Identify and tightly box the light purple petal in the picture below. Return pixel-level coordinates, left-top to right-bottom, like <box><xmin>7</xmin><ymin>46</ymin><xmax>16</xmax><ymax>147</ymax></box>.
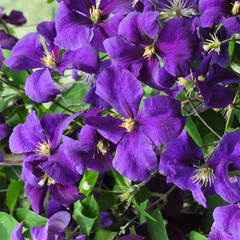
<box><xmin>113</xmin><ymin>129</ymin><xmax>158</xmax><ymax>181</ymax></box>
<box><xmin>96</xmin><ymin>65</ymin><xmax>144</xmax><ymax>119</ymax></box>
<box><xmin>25</xmin><ymin>69</ymin><xmax>60</xmax><ymax>103</ymax></box>
<box><xmin>11</xmin><ymin>221</ymin><xmax>25</xmax><ymax>240</ymax></box>
<box><xmin>9</xmin><ymin>111</ymin><xmax>45</xmax><ymax>154</ymax></box>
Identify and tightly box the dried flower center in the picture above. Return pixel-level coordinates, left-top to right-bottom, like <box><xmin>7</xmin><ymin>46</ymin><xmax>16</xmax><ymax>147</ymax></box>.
<box><xmin>38</xmin><ymin>173</ymin><xmax>57</xmax><ymax>186</ymax></box>
<box><xmin>143</xmin><ymin>45</ymin><xmax>155</xmax><ymax>60</ymax></box>
<box><xmin>35</xmin><ymin>140</ymin><xmax>51</xmax><ymax>156</ymax></box>
<box><xmin>90</xmin><ymin>6</ymin><xmax>102</xmax><ymax>23</ymax></box>
<box><xmin>190</xmin><ymin>164</ymin><xmax>215</xmax><ymax>187</ymax></box>
<box><xmin>97</xmin><ymin>139</ymin><xmax>109</xmax><ymax>156</ymax></box>
<box><xmin>40</xmin><ymin>51</ymin><xmax>57</xmax><ymax>68</ymax></box>
<box><xmin>160</xmin><ymin>0</ymin><xmax>194</xmax><ymax>22</ymax></box>
<box><xmin>120</xmin><ymin>118</ymin><xmax>135</xmax><ymax>132</ymax></box>
<box><xmin>203</xmin><ymin>33</ymin><xmax>221</xmax><ymax>55</ymax></box>
<box><xmin>232</xmin><ymin>1</ymin><xmax>240</xmax><ymax>15</ymax></box>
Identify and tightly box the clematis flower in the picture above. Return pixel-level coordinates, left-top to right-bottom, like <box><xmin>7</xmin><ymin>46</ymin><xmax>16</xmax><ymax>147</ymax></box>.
<box><xmin>9</xmin><ymin>111</ymin><xmax>85</xmax><ymax>213</ymax></box>
<box><xmin>85</xmin><ymin>65</ymin><xmax>186</xmax><ymax>181</ymax></box>
<box><xmin>5</xmin><ymin>21</ymin><xmax>99</xmax><ymax>103</ymax></box>
<box><xmin>11</xmin><ymin>211</ymin><xmax>71</xmax><ymax>240</ymax></box>
<box><xmin>54</xmin><ymin>0</ymin><xmax>134</xmax><ymax>52</ymax></box>
<box><xmin>104</xmin><ymin>12</ymin><xmax>200</xmax><ymax>92</ymax></box>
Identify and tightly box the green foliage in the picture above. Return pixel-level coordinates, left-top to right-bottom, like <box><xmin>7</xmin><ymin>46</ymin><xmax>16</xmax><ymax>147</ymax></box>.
<box><xmin>6</xmin><ymin>180</ymin><xmax>24</xmax><ymax>213</ymax></box>
<box><xmin>189</xmin><ymin>231</ymin><xmax>207</xmax><ymax>240</ymax></box>
<box><xmin>0</xmin><ymin>212</ymin><xmax>19</xmax><ymax>240</ymax></box>
<box><xmin>147</xmin><ymin>208</ymin><xmax>169</xmax><ymax>240</ymax></box>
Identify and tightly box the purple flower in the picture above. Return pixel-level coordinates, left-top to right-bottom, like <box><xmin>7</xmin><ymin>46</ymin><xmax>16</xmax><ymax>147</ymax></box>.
<box><xmin>85</xmin><ymin>65</ymin><xmax>186</xmax><ymax>181</ymax></box>
<box><xmin>9</xmin><ymin>111</ymin><xmax>85</xmax><ymax>213</ymax></box>
<box><xmin>54</xmin><ymin>0</ymin><xmax>134</xmax><ymax>52</ymax></box>
<box><xmin>11</xmin><ymin>211</ymin><xmax>71</xmax><ymax>240</ymax></box>
<box><xmin>5</xmin><ymin>21</ymin><xmax>100</xmax><ymax>103</ymax></box>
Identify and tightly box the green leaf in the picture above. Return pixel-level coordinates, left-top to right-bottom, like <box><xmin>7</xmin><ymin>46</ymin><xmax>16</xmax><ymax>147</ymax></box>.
<box><xmin>112</xmin><ymin>170</ymin><xmax>131</xmax><ymax>189</ymax></box>
<box><xmin>0</xmin><ymin>95</ymin><xmax>16</xmax><ymax>112</ymax></box>
<box><xmin>201</xmin><ymin>194</ymin><xmax>229</xmax><ymax>232</ymax></box>
<box><xmin>16</xmin><ymin>208</ymin><xmax>48</xmax><ymax>228</ymax></box>
<box><xmin>130</xmin><ymin>225</ymin><xmax>136</xmax><ymax>234</ymax></box>
<box><xmin>132</xmin><ymin>197</ymin><xmax>156</xmax><ymax>222</ymax></box>
<box><xmin>148</xmin><ymin>208</ymin><xmax>169</xmax><ymax>240</ymax></box>
<box><xmin>93</xmin><ymin>229</ymin><xmax>117</xmax><ymax>240</ymax></box>
<box><xmin>185</xmin><ymin>116</ymin><xmax>203</xmax><ymax>147</ymax></box>
<box><xmin>134</xmin><ymin>186</ymin><xmax>152</xmax><ymax>204</ymax></box>
<box><xmin>2</xmin><ymin>49</ymin><xmax>11</xmax><ymax>58</ymax></box>
<box><xmin>98</xmin><ymin>192</ymin><xmax>116</xmax><ymax>211</ymax></box>
<box><xmin>0</xmin><ymin>212</ymin><xmax>19</xmax><ymax>240</ymax></box>
<box><xmin>6</xmin><ymin>181</ymin><xmax>24</xmax><ymax>213</ymax></box>
<box><xmin>189</xmin><ymin>231</ymin><xmax>207</xmax><ymax>240</ymax></box>
<box><xmin>74</xmin><ymin>195</ymin><xmax>100</xmax><ymax>236</ymax></box>
<box><xmin>79</xmin><ymin>170</ymin><xmax>99</xmax><ymax>197</ymax></box>
<box><xmin>47</xmin><ymin>0</ymin><xmax>54</xmax><ymax>3</ymax></box>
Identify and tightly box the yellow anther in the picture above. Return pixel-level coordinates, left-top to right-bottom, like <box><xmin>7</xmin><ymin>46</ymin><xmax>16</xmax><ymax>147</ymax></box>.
<box><xmin>40</xmin><ymin>51</ymin><xmax>57</xmax><ymax>68</ymax></box>
<box><xmin>232</xmin><ymin>1</ymin><xmax>240</xmax><ymax>15</ymax></box>
<box><xmin>143</xmin><ymin>45</ymin><xmax>155</xmax><ymax>60</ymax></box>
<box><xmin>35</xmin><ymin>139</ymin><xmax>51</xmax><ymax>156</ymax></box>
<box><xmin>120</xmin><ymin>118</ymin><xmax>135</xmax><ymax>132</ymax></box>
<box><xmin>90</xmin><ymin>6</ymin><xmax>102</xmax><ymax>23</ymax></box>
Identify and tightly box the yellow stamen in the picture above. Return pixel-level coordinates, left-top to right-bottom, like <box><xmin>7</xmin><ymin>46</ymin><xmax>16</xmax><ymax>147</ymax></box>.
<box><xmin>35</xmin><ymin>139</ymin><xmax>51</xmax><ymax>156</ymax></box>
<box><xmin>38</xmin><ymin>173</ymin><xmax>57</xmax><ymax>186</ymax></box>
<box><xmin>40</xmin><ymin>51</ymin><xmax>57</xmax><ymax>68</ymax></box>
<box><xmin>120</xmin><ymin>118</ymin><xmax>135</xmax><ymax>132</ymax></box>
<box><xmin>232</xmin><ymin>1</ymin><xmax>240</xmax><ymax>15</ymax></box>
<box><xmin>143</xmin><ymin>45</ymin><xmax>155</xmax><ymax>60</ymax></box>
<box><xmin>97</xmin><ymin>139</ymin><xmax>109</xmax><ymax>156</ymax></box>
<box><xmin>203</xmin><ymin>33</ymin><xmax>221</xmax><ymax>55</ymax></box>
<box><xmin>90</xmin><ymin>6</ymin><xmax>102</xmax><ymax>23</ymax></box>
<box><xmin>190</xmin><ymin>164</ymin><xmax>215</xmax><ymax>187</ymax></box>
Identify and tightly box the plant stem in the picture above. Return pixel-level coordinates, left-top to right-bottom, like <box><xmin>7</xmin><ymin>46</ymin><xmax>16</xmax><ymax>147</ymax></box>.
<box><xmin>184</xmin><ymin>89</ymin><xmax>222</xmax><ymax>139</ymax></box>
<box><xmin>53</xmin><ymin>99</ymin><xmax>75</xmax><ymax>114</ymax></box>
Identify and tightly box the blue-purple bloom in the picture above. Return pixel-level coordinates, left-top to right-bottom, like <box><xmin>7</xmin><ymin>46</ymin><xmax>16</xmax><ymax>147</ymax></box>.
<box><xmin>85</xmin><ymin>65</ymin><xmax>186</xmax><ymax>181</ymax></box>
<box><xmin>0</xmin><ymin>6</ymin><xmax>26</xmax><ymax>26</ymax></box>
<box><xmin>5</xmin><ymin>21</ymin><xmax>100</xmax><ymax>103</ymax></box>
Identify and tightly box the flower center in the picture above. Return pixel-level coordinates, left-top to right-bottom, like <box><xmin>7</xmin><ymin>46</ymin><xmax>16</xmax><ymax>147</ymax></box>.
<box><xmin>40</xmin><ymin>51</ymin><xmax>57</xmax><ymax>68</ymax></box>
<box><xmin>160</xmin><ymin>0</ymin><xmax>194</xmax><ymax>22</ymax></box>
<box><xmin>38</xmin><ymin>173</ymin><xmax>57</xmax><ymax>186</ymax></box>
<box><xmin>90</xmin><ymin>6</ymin><xmax>102</xmax><ymax>23</ymax></box>
<box><xmin>35</xmin><ymin>140</ymin><xmax>51</xmax><ymax>156</ymax></box>
<box><xmin>143</xmin><ymin>45</ymin><xmax>155</xmax><ymax>60</ymax></box>
<box><xmin>120</xmin><ymin>118</ymin><xmax>135</xmax><ymax>132</ymax></box>
<box><xmin>203</xmin><ymin>33</ymin><xmax>221</xmax><ymax>55</ymax></box>
<box><xmin>97</xmin><ymin>139</ymin><xmax>109</xmax><ymax>156</ymax></box>
<box><xmin>190</xmin><ymin>164</ymin><xmax>215</xmax><ymax>187</ymax></box>
<box><xmin>232</xmin><ymin>1</ymin><xmax>240</xmax><ymax>15</ymax></box>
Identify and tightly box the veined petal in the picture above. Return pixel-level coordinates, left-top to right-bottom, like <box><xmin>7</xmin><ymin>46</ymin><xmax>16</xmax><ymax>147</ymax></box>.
<box><xmin>25</xmin><ymin>69</ymin><xmax>60</xmax><ymax>103</ymax></box>
<box><xmin>113</xmin><ymin>129</ymin><xmax>157</xmax><ymax>181</ymax></box>
<box><xmin>96</xmin><ymin>65</ymin><xmax>144</xmax><ymax>119</ymax></box>
<box><xmin>9</xmin><ymin>111</ymin><xmax>45</xmax><ymax>154</ymax></box>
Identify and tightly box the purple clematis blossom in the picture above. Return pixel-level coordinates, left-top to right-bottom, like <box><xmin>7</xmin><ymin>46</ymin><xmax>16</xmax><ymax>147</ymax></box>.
<box><xmin>104</xmin><ymin>12</ymin><xmax>200</xmax><ymax>92</ymax></box>
<box><xmin>54</xmin><ymin>0</ymin><xmax>134</xmax><ymax>52</ymax></box>
<box><xmin>5</xmin><ymin>21</ymin><xmax>100</xmax><ymax>103</ymax></box>
<box><xmin>84</xmin><ymin>65</ymin><xmax>186</xmax><ymax>181</ymax></box>
<box><xmin>11</xmin><ymin>211</ymin><xmax>71</xmax><ymax>240</ymax></box>
<box><xmin>9</xmin><ymin>111</ymin><xmax>85</xmax><ymax>213</ymax></box>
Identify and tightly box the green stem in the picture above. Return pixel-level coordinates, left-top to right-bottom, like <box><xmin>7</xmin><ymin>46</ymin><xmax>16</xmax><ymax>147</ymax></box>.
<box><xmin>184</xmin><ymin>89</ymin><xmax>222</xmax><ymax>139</ymax></box>
<box><xmin>220</xmin><ymin>38</ymin><xmax>240</xmax><ymax>46</ymax></box>
<box><xmin>0</xmin><ymin>19</ymin><xmax>9</xmax><ymax>34</ymax></box>
<box><xmin>53</xmin><ymin>99</ymin><xmax>75</xmax><ymax>114</ymax></box>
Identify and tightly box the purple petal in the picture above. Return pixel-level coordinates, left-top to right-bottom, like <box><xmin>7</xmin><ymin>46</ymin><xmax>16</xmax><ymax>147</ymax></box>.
<box><xmin>138</xmin><ymin>96</ymin><xmax>186</xmax><ymax>145</ymax></box>
<box><xmin>2</xmin><ymin>10</ymin><xmax>26</xmax><ymax>26</ymax></box>
<box><xmin>100</xmin><ymin>211</ymin><xmax>115</xmax><ymax>227</ymax></box>
<box><xmin>25</xmin><ymin>69</ymin><xmax>60</xmax><ymax>103</ymax></box>
<box><xmin>0</xmin><ymin>30</ymin><xmax>17</xmax><ymax>50</ymax></box>
<box><xmin>0</xmin><ymin>113</ymin><xmax>11</xmax><ymax>140</ymax></box>
<box><xmin>113</xmin><ymin>129</ymin><xmax>158</xmax><ymax>181</ymax></box>
<box><xmin>222</xmin><ymin>16</ymin><xmax>240</xmax><ymax>34</ymax></box>
<box><xmin>41</xmin><ymin>111</ymin><xmax>84</xmax><ymax>148</ymax></box>
<box><xmin>4</xmin><ymin>33</ymin><xmax>44</xmax><ymax>70</ymax></box>
<box><xmin>9</xmin><ymin>111</ymin><xmax>45</xmax><ymax>154</ymax></box>
<box><xmin>96</xmin><ymin>65</ymin><xmax>144</xmax><ymax>119</ymax></box>
<box><xmin>54</xmin><ymin>1</ymin><xmax>93</xmax><ymax>50</ymax></box>
<box><xmin>208</xmin><ymin>222</ymin><xmax>232</xmax><ymax>240</ymax></box>
<box><xmin>50</xmin><ymin>184</ymin><xmax>85</xmax><ymax>205</ymax></box>
<box><xmin>25</xmin><ymin>181</ymin><xmax>48</xmax><ymax>215</ymax></box>
<box><xmin>11</xmin><ymin>221</ymin><xmax>25</xmax><ymax>240</ymax></box>
<box><xmin>57</xmin><ymin>44</ymin><xmax>100</xmax><ymax>75</ymax></box>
